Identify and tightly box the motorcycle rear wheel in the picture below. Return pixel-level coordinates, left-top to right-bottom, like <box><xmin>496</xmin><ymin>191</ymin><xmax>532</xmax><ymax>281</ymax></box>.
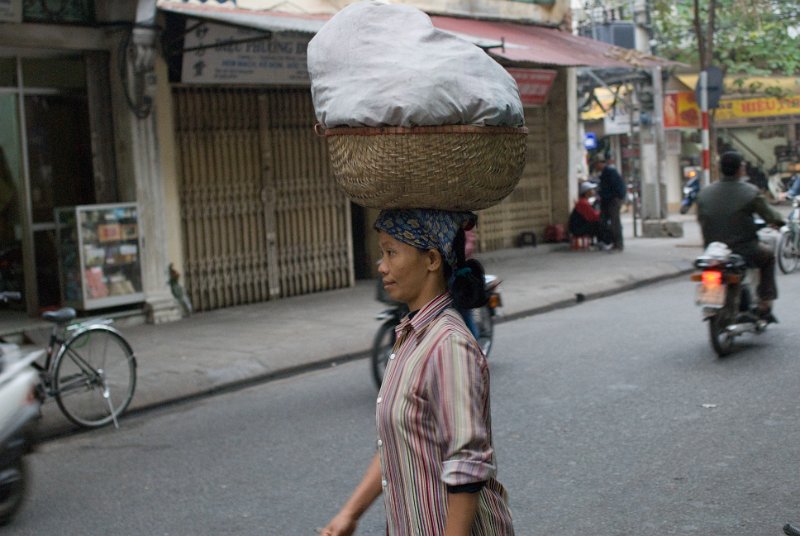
<box><xmin>709</xmin><ymin>311</ymin><xmax>734</xmax><ymax>357</ymax></box>
<box><xmin>371</xmin><ymin>320</ymin><xmax>396</xmax><ymax>389</ymax></box>
<box><xmin>0</xmin><ymin>459</ymin><xmax>27</xmax><ymax>526</ymax></box>
<box><xmin>777</xmin><ymin>231</ymin><xmax>800</xmax><ymax>274</ymax></box>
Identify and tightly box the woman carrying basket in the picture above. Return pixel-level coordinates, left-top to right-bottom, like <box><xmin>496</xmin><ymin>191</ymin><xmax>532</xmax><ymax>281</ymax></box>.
<box><xmin>321</xmin><ymin>209</ymin><xmax>514</xmax><ymax>536</ymax></box>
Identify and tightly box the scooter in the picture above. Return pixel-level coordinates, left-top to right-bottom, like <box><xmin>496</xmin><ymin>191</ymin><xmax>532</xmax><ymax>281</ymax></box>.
<box><xmin>691</xmin><ymin>241</ymin><xmax>770</xmax><ymax>357</ymax></box>
<box><xmin>680</xmin><ymin>176</ymin><xmax>701</xmax><ymax>214</ymax></box>
<box><xmin>370</xmin><ymin>276</ymin><xmax>502</xmax><ymax>388</ymax></box>
<box><xmin>0</xmin><ymin>345</ymin><xmax>42</xmax><ymax>525</ymax></box>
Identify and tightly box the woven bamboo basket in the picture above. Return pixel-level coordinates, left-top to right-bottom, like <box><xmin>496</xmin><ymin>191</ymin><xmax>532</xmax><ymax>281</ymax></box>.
<box><xmin>319</xmin><ymin>125</ymin><xmax>528</xmax><ymax>211</ymax></box>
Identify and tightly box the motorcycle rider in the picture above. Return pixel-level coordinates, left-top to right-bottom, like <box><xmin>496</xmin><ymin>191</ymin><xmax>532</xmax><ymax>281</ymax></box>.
<box><xmin>696</xmin><ymin>151</ymin><xmax>785</xmax><ymax>321</ymax></box>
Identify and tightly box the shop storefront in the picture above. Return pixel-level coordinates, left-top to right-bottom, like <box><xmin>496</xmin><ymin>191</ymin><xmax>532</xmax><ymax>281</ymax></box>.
<box><xmin>0</xmin><ymin>36</ymin><xmax>122</xmax><ymax>317</ymax></box>
<box><xmin>665</xmin><ymin>75</ymin><xmax>800</xmax><ymax>199</ymax></box>
<box><xmin>1</xmin><ymin>1</ymin><xmax>180</xmax><ymax>325</ymax></box>
<box><xmin>1</xmin><ymin>0</ymin><xmax>672</xmax><ymax>321</ymax></box>
<box><xmin>159</xmin><ymin>2</ymin><xmax>651</xmax><ymax>314</ymax></box>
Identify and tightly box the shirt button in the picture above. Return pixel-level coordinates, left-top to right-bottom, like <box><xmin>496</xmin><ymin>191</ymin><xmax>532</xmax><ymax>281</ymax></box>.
<box><xmin>381</xmin><ymin>479</ymin><xmax>388</xmax><ymax>488</ymax></box>
<box><xmin>389</xmin><ymin>353</ymin><xmax>396</xmax><ymax>360</ymax></box>
<box><xmin>377</xmin><ymin>439</ymin><xmax>383</xmax><ymax>447</ymax></box>
<box><xmin>377</xmin><ymin>397</ymin><xmax>382</xmax><ymax>404</ymax></box>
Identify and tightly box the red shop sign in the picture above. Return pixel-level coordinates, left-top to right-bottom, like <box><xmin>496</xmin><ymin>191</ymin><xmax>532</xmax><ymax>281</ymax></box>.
<box><xmin>506</xmin><ymin>68</ymin><xmax>558</xmax><ymax>106</ymax></box>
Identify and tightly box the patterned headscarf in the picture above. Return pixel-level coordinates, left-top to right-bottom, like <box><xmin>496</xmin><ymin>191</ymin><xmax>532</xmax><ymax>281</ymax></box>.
<box><xmin>374</xmin><ymin>209</ymin><xmax>477</xmax><ymax>270</ymax></box>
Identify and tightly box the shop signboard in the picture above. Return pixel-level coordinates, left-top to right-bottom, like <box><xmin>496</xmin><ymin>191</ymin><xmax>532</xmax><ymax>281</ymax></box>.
<box><xmin>0</xmin><ymin>0</ymin><xmax>21</xmax><ymax>22</ymax></box>
<box><xmin>181</xmin><ymin>18</ymin><xmax>310</xmax><ymax>85</ymax></box>
<box><xmin>506</xmin><ymin>68</ymin><xmax>557</xmax><ymax>106</ymax></box>
<box><xmin>665</xmin><ymin>90</ymin><xmax>800</xmax><ymax>128</ymax></box>
<box><xmin>603</xmin><ymin>105</ymin><xmax>631</xmax><ymax>135</ymax></box>
<box><xmin>715</xmin><ymin>95</ymin><xmax>800</xmax><ymax>122</ymax></box>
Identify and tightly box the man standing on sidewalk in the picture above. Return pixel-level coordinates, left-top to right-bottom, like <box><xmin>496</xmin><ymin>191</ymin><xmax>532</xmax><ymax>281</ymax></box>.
<box><xmin>593</xmin><ymin>154</ymin><xmax>626</xmax><ymax>251</ymax></box>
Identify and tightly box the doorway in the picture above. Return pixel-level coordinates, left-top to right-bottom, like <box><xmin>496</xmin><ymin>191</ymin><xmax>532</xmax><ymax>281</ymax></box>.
<box><xmin>0</xmin><ymin>55</ymin><xmax>95</xmax><ymax>316</ymax></box>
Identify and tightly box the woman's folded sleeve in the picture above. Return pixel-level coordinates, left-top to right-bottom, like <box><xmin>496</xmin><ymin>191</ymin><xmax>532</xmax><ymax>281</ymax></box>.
<box><xmin>428</xmin><ymin>333</ymin><xmax>497</xmax><ymax>487</ymax></box>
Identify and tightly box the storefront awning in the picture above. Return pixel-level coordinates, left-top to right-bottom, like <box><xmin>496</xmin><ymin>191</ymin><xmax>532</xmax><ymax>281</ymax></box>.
<box><xmin>430</xmin><ymin>16</ymin><xmax>676</xmax><ymax>69</ymax></box>
<box><xmin>157</xmin><ymin>1</ymin><xmax>330</xmax><ymax>34</ymax></box>
<box><xmin>157</xmin><ymin>2</ymin><xmax>676</xmax><ymax>70</ymax></box>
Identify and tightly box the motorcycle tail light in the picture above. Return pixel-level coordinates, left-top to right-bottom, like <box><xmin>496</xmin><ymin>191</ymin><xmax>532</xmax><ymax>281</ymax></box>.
<box><xmin>488</xmin><ymin>294</ymin><xmax>502</xmax><ymax>309</ymax></box>
<box><xmin>701</xmin><ymin>270</ymin><xmax>723</xmax><ymax>286</ymax></box>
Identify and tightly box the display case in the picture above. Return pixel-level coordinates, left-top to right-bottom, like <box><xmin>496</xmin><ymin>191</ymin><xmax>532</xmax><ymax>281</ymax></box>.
<box><xmin>55</xmin><ymin>203</ymin><xmax>144</xmax><ymax>310</ymax></box>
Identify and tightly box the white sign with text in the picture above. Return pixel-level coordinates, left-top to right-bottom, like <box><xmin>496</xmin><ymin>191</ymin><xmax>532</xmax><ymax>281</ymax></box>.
<box><xmin>181</xmin><ymin>19</ymin><xmax>310</xmax><ymax>85</ymax></box>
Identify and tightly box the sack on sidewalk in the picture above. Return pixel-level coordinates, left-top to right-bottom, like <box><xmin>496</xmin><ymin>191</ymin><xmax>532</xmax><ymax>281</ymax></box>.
<box><xmin>543</xmin><ymin>224</ymin><xmax>567</xmax><ymax>243</ymax></box>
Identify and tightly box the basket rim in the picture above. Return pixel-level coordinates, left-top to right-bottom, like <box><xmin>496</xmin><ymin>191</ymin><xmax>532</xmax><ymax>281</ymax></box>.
<box><xmin>317</xmin><ymin>124</ymin><xmax>529</xmax><ymax>137</ymax></box>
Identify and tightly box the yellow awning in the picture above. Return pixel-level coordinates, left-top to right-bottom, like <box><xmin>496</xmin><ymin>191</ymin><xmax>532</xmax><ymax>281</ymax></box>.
<box><xmin>676</xmin><ymin>74</ymin><xmax>800</xmax><ymax>97</ymax></box>
<box><xmin>580</xmin><ymin>86</ymin><xmax>630</xmax><ymax>121</ymax></box>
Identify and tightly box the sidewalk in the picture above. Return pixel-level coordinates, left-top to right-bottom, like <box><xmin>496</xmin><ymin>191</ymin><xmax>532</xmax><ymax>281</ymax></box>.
<box><xmin>34</xmin><ymin>213</ymin><xmax>704</xmax><ymax>439</ymax></box>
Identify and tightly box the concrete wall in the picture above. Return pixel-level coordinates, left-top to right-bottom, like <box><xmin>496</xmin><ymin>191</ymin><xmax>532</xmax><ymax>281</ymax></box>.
<box><xmin>719</xmin><ymin>126</ymin><xmax>789</xmax><ymax>171</ymax></box>
<box><xmin>549</xmin><ymin>67</ymin><xmax>573</xmax><ymax>226</ymax></box>
<box><xmin>154</xmin><ymin>56</ymin><xmax>185</xmax><ymax>280</ymax></box>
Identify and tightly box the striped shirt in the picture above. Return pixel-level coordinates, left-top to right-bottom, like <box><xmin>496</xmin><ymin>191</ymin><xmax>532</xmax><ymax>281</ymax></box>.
<box><xmin>376</xmin><ymin>293</ymin><xmax>514</xmax><ymax>535</ymax></box>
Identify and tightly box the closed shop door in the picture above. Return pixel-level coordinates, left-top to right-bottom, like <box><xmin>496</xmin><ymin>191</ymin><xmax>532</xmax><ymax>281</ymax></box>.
<box><xmin>478</xmin><ymin>106</ymin><xmax>551</xmax><ymax>251</ymax></box>
<box><xmin>173</xmin><ymin>87</ymin><xmax>352</xmax><ymax>312</ymax></box>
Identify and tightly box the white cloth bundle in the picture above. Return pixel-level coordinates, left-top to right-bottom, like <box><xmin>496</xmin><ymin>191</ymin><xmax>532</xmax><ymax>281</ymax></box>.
<box><xmin>307</xmin><ymin>1</ymin><xmax>525</xmax><ymax>128</ymax></box>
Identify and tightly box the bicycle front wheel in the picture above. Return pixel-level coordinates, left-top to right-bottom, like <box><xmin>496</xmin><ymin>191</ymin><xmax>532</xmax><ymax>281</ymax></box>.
<box><xmin>777</xmin><ymin>231</ymin><xmax>800</xmax><ymax>274</ymax></box>
<box><xmin>53</xmin><ymin>327</ymin><xmax>137</xmax><ymax>428</ymax></box>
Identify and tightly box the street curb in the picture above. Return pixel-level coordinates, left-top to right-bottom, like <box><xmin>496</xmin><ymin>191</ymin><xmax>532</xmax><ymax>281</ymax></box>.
<box><xmin>36</xmin><ymin>265</ymin><xmax>696</xmax><ymax>442</ymax></box>
<box><xmin>499</xmin><ymin>265</ymin><xmax>696</xmax><ymax>323</ymax></box>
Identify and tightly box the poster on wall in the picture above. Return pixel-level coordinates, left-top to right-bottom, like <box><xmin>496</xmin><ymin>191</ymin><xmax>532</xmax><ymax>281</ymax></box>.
<box><xmin>0</xmin><ymin>0</ymin><xmax>22</xmax><ymax>23</ymax></box>
<box><xmin>181</xmin><ymin>18</ymin><xmax>310</xmax><ymax>85</ymax></box>
<box><xmin>663</xmin><ymin>92</ymin><xmax>701</xmax><ymax>129</ymax></box>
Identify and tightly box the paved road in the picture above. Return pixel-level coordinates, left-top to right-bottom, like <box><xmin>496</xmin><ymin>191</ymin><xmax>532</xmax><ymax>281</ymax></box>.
<box><xmin>11</xmin><ymin>273</ymin><xmax>800</xmax><ymax>535</ymax></box>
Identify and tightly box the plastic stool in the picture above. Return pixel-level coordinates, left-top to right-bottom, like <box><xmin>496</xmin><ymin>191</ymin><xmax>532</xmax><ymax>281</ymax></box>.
<box><xmin>570</xmin><ymin>236</ymin><xmax>592</xmax><ymax>250</ymax></box>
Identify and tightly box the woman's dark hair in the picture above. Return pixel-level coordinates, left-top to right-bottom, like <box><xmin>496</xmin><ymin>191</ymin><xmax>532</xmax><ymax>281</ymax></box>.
<box><xmin>444</xmin><ymin>228</ymin><xmax>488</xmax><ymax>309</ymax></box>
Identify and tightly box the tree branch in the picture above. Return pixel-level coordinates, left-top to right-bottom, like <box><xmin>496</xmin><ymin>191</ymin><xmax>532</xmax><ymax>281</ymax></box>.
<box><xmin>693</xmin><ymin>0</ymin><xmax>706</xmax><ymax>69</ymax></box>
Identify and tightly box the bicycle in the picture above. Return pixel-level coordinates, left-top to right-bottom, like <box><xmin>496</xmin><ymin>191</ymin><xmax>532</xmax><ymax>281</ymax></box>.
<box><xmin>1</xmin><ymin>292</ymin><xmax>137</xmax><ymax>429</ymax></box>
<box><xmin>777</xmin><ymin>195</ymin><xmax>800</xmax><ymax>274</ymax></box>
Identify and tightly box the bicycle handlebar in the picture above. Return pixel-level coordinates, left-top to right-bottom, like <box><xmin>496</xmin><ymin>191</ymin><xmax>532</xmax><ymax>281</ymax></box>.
<box><xmin>0</xmin><ymin>291</ymin><xmax>22</xmax><ymax>303</ymax></box>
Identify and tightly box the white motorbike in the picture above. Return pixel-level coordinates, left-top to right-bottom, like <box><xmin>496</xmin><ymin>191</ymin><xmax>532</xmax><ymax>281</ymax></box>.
<box><xmin>0</xmin><ymin>340</ymin><xmax>42</xmax><ymax>525</ymax></box>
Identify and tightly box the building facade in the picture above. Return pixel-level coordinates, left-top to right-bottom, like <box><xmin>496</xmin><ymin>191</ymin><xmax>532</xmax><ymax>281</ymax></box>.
<box><xmin>1</xmin><ymin>0</ymin><xmax>647</xmax><ymax>320</ymax></box>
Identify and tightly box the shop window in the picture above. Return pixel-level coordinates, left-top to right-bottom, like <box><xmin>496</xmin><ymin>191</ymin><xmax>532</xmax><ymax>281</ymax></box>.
<box><xmin>22</xmin><ymin>57</ymin><xmax>85</xmax><ymax>89</ymax></box>
<box><xmin>0</xmin><ymin>58</ymin><xmax>16</xmax><ymax>87</ymax></box>
<box><xmin>23</xmin><ymin>0</ymin><xmax>94</xmax><ymax>24</ymax></box>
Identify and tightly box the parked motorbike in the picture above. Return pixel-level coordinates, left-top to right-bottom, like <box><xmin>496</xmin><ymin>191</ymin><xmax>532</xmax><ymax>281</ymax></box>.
<box><xmin>691</xmin><ymin>241</ymin><xmax>770</xmax><ymax>357</ymax></box>
<box><xmin>680</xmin><ymin>176</ymin><xmax>701</xmax><ymax>214</ymax></box>
<box><xmin>370</xmin><ymin>276</ymin><xmax>502</xmax><ymax>388</ymax></box>
<box><xmin>0</xmin><ymin>344</ymin><xmax>42</xmax><ymax>525</ymax></box>
<box><xmin>777</xmin><ymin>195</ymin><xmax>800</xmax><ymax>274</ymax></box>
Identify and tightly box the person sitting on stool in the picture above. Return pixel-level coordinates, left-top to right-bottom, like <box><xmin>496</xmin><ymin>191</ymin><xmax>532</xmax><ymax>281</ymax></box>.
<box><xmin>569</xmin><ymin>181</ymin><xmax>612</xmax><ymax>249</ymax></box>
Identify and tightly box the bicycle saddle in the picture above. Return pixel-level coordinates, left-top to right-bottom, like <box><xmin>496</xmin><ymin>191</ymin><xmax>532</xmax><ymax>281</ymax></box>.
<box><xmin>42</xmin><ymin>307</ymin><xmax>77</xmax><ymax>324</ymax></box>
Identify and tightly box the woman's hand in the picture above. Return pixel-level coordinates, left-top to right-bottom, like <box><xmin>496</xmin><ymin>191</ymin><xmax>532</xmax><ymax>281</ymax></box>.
<box><xmin>319</xmin><ymin>511</ymin><xmax>358</xmax><ymax>536</ymax></box>
<box><xmin>319</xmin><ymin>454</ymin><xmax>383</xmax><ymax>536</ymax></box>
